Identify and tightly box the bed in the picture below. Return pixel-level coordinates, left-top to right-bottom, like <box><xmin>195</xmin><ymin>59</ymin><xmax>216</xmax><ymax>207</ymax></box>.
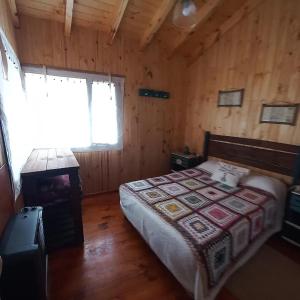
<box><xmin>119</xmin><ymin>132</ymin><xmax>300</xmax><ymax>300</ymax></box>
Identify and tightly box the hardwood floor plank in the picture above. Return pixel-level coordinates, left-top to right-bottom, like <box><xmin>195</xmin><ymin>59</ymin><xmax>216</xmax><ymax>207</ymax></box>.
<box><xmin>48</xmin><ymin>192</ymin><xmax>238</xmax><ymax>300</ymax></box>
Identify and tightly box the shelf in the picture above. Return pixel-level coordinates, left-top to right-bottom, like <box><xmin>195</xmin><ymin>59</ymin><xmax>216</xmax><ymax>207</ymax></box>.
<box><xmin>281</xmin><ymin>236</ymin><xmax>300</xmax><ymax>248</ymax></box>
<box><xmin>284</xmin><ymin>220</ymin><xmax>300</xmax><ymax>230</ymax></box>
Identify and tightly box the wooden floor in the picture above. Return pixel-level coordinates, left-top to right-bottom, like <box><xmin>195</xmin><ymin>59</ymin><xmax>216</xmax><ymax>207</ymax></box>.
<box><xmin>48</xmin><ymin>192</ymin><xmax>296</xmax><ymax>300</ymax></box>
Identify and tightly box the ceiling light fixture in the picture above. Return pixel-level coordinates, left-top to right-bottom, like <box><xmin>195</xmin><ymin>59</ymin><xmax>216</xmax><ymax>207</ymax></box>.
<box><xmin>172</xmin><ymin>0</ymin><xmax>198</xmax><ymax>30</ymax></box>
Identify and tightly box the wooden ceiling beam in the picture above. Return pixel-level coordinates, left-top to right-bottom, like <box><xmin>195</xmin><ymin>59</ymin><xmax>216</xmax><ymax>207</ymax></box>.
<box><xmin>65</xmin><ymin>0</ymin><xmax>74</xmax><ymax>37</ymax></box>
<box><xmin>108</xmin><ymin>0</ymin><xmax>129</xmax><ymax>45</ymax></box>
<box><xmin>187</xmin><ymin>0</ymin><xmax>264</xmax><ymax>66</ymax></box>
<box><xmin>7</xmin><ymin>0</ymin><xmax>19</xmax><ymax>27</ymax></box>
<box><xmin>140</xmin><ymin>0</ymin><xmax>175</xmax><ymax>50</ymax></box>
<box><xmin>169</xmin><ymin>0</ymin><xmax>223</xmax><ymax>57</ymax></box>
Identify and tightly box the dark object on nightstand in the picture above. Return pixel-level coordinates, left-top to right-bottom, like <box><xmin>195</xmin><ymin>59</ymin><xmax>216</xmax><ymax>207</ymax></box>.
<box><xmin>183</xmin><ymin>146</ymin><xmax>190</xmax><ymax>155</ymax></box>
<box><xmin>0</xmin><ymin>207</ymin><xmax>47</xmax><ymax>300</ymax></box>
<box><xmin>171</xmin><ymin>152</ymin><xmax>202</xmax><ymax>171</ymax></box>
<box><xmin>21</xmin><ymin>149</ymin><xmax>84</xmax><ymax>253</ymax></box>
<box><xmin>282</xmin><ymin>187</ymin><xmax>300</xmax><ymax>247</ymax></box>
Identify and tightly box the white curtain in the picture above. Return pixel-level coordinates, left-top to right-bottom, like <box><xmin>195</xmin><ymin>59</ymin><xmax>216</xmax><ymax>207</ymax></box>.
<box><xmin>25</xmin><ymin>73</ymin><xmax>90</xmax><ymax>148</ymax></box>
<box><xmin>91</xmin><ymin>81</ymin><xmax>118</xmax><ymax>145</ymax></box>
<box><xmin>0</xmin><ymin>29</ymin><xmax>34</xmax><ymax>199</ymax></box>
<box><xmin>91</xmin><ymin>80</ymin><xmax>123</xmax><ymax>150</ymax></box>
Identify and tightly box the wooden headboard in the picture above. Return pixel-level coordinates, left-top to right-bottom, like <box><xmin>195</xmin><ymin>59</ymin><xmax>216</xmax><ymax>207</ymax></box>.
<box><xmin>203</xmin><ymin>132</ymin><xmax>300</xmax><ymax>183</ymax></box>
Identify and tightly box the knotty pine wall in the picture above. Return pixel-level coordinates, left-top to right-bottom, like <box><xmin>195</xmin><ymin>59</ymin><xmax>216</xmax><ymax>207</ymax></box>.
<box><xmin>183</xmin><ymin>0</ymin><xmax>300</xmax><ymax>154</ymax></box>
<box><xmin>0</xmin><ymin>0</ymin><xmax>16</xmax><ymax>232</ymax></box>
<box><xmin>16</xmin><ymin>15</ymin><xmax>186</xmax><ymax>195</ymax></box>
<box><xmin>0</xmin><ymin>0</ymin><xmax>17</xmax><ymax>54</ymax></box>
<box><xmin>0</xmin><ymin>0</ymin><xmax>18</xmax><ymax>166</ymax></box>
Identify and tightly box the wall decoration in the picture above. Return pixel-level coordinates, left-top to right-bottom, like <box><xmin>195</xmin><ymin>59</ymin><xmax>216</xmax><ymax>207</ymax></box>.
<box><xmin>218</xmin><ymin>89</ymin><xmax>244</xmax><ymax>107</ymax></box>
<box><xmin>260</xmin><ymin>104</ymin><xmax>298</xmax><ymax>125</ymax></box>
<box><xmin>139</xmin><ymin>88</ymin><xmax>170</xmax><ymax>99</ymax></box>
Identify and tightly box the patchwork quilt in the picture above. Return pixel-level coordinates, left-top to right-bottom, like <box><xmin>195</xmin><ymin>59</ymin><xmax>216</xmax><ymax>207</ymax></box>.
<box><xmin>120</xmin><ymin>167</ymin><xmax>277</xmax><ymax>292</ymax></box>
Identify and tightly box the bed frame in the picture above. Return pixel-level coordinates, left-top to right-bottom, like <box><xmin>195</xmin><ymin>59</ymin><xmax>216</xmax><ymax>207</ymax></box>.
<box><xmin>203</xmin><ymin>131</ymin><xmax>300</xmax><ymax>184</ymax></box>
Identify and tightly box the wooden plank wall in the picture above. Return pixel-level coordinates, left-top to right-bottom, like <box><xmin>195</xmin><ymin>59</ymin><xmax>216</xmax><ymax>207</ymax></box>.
<box><xmin>0</xmin><ymin>164</ymin><xmax>14</xmax><ymax>235</ymax></box>
<box><xmin>15</xmin><ymin>15</ymin><xmax>186</xmax><ymax>195</ymax></box>
<box><xmin>0</xmin><ymin>0</ymin><xmax>17</xmax><ymax>53</ymax></box>
<box><xmin>183</xmin><ymin>0</ymin><xmax>300</xmax><ymax>154</ymax></box>
<box><xmin>0</xmin><ymin>0</ymin><xmax>17</xmax><ymax>167</ymax></box>
<box><xmin>0</xmin><ymin>0</ymin><xmax>17</xmax><ymax>232</ymax></box>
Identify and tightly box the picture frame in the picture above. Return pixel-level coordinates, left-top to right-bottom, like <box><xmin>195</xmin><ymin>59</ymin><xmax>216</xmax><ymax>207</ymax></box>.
<box><xmin>259</xmin><ymin>104</ymin><xmax>299</xmax><ymax>125</ymax></box>
<box><xmin>218</xmin><ymin>89</ymin><xmax>244</xmax><ymax>107</ymax></box>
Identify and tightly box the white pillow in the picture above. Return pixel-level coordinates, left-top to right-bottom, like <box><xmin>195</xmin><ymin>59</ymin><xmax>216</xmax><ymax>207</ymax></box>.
<box><xmin>196</xmin><ymin>160</ymin><xmax>219</xmax><ymax>173</ymax></box>
<box><xmin>241</xmin><ymin>175</ymin><xmax>287</xmax><ymax>201</ymax></box>
<box><xmin>211</xmin><ymin>162</ymin><xmax>250</xmax><ymax>187</ymax></box>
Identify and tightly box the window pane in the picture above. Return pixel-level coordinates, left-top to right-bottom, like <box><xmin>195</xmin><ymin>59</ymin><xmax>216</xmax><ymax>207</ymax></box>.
<box><xmin>91</xmin><ymin>81</ymin><xmax>118</xmax><ymax>145</ymax></box>
<box><xmin>25</xmin><ymin>73</ymin><xmax>90</xmax><ymax>148</ymax></box>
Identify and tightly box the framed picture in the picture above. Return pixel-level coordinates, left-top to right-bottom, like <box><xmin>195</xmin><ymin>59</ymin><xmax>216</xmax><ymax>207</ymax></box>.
<box><xmin>218</xmin><ymin>89</ymin><xmax>244</xmax><ymax>107</ymax></box>
<box><xmin>260</xmin><ymin>104</ymin><xmax>299</xmax><ymax>125</ymax></box>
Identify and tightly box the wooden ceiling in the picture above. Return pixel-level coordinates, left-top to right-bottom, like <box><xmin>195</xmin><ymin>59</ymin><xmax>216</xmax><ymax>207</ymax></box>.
<box><xmin>8</xmin><ymin>0</ymin><xmax>257</xmax><ymax>61</ymax></box>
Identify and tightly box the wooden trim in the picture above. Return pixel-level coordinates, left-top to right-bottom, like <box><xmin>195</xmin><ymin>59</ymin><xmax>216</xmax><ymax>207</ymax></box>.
<box><xmin>204</xmin><ymin>132</ymin><xmax>300</xmax><ymax>176</ymax></box>
<box><xmin>259</xmin><ymin>104</ymin><xmax>299</xmax><ymax>126</ymax></box>
<box><xmin>187</xmin><ymin>0</ymin><xmax>264</xmax><ymax>66</ymax></box>
<box><xmin>108</xmin><ymin>0</ymin><xmax>129</xmax><ymax>45</ymax></box>
<box><xmin>140</xmin><ymin>0</ymin><xmax>175</xmax><ymax>50</ymax></box>
<box><xmin>84</xmin><ymin>189</ymin><xmax>118</xmax><ymax>198</ymax></box>
<box><xmin>217</xmin><ymin>89</ymin><xmax>244</xmax><ymax>107</ymax></box>
<box><xmin>169</xmin><ymin>0</ymin><xmax>223</xmax><ymax>56</ymax></box>
<box><xmin>64</xmin><ymin>0</ymin><xmax>74</xmax><ymax>37</ymax></box>
<box><xmin>7</xmin><ymin>0</ymin><xmax>19</xmax><ymax>27</ymax></box>
<box><xmin>21</xmin><ymin>63</ymin><xmax>126</xmax><ymax>79</ymax></box>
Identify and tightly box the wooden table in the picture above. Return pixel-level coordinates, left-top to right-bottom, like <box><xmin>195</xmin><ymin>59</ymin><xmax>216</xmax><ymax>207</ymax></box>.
<box><xmin>21</xmin><ymin>148</ymin><xmax>79</xmax><ymax>177</ymax></box>
<box><xmin>21</xmin><ymin>148</ymin><xmax>84</xmax><ymax>251</ymax></box>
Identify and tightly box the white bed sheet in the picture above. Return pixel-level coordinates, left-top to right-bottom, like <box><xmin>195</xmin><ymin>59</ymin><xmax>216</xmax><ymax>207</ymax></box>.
<box><xmin>119</xmin><ymin>169</ymin><xmax>286</xmax><ymax>300</ymax></box>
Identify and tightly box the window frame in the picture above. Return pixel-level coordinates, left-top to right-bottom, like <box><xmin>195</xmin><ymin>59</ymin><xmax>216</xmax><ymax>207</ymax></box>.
<box><xmin>22</xmin><ymin>65</ymin><xmax>124</xmax><ymax>152</ymax></box>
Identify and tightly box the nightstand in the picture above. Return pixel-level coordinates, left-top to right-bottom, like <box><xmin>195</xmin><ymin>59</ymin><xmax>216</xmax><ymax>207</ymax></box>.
<box><xmin>282</xmin><ymin>187</ymin><xmax>300</xmax><ymax>247</ymax></box>
<box><xmin>171</xmin><ymin>152</ymin><xmax>202</xmax><ymax>171</ymax></box>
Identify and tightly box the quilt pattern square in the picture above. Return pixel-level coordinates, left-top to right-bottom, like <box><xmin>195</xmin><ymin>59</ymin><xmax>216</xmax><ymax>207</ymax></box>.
<box><xmin>262</xmin><ymin>199</ymin><xmax>276</xmax><ymax>228</ymax></box>
<box><xmin>147</xmin><ymin>176</ymin><xmax>171</xmax><ymax>186</ymax></box>
<box><xmin>177</xmin><ymin>192</ymin><xmax>212</xmax><ymax>209</ymax></box>
<box><xmin>249</xmin><ymin>209</ymin><xmax>264</xmax><ymax>240</ymax></box>
<box><xmin>126</xmin><ymin>180</ymin><xmax>153</xmax><ymax>191</ymax></box>
<box><xmin>197</xmin><ymin>187</ymin><xmax>227</xmax><ymax>201</ymax></box>
<box><xmin>138</xmin><ymin>188</ymin><xmax>170</xmax><ymax>204</ymax></box>
<box><xmin>199</xmin><ymin>204</ymin><xmax>240</xmax><ymax>228</ymax></box>
<box><xmin>159</xmin><ymin>183</ymin><xmax>189</xmax><ymax>196</ymax></box>
<box><xmin>204</xmin><ymin>234</ymin><xmax>231</xmax><ymax>286</ymax></box>
<box><xmin>182</xmin><ymin>168</ymin><xmax>202</xmax><ymax>177</ymax></box>
<box><xmin>228</xmin><ymin>218</ymin><xmax>250</xmax><ymax>257</ymax></box>
<box><xmin>179</xmin><ymin>178</ymin><xmax>205</xmax><ymax>190</ymax></box>
<box><xmin>195</xmin><ymin>166</ymin><xmax>211</xmax><ymax>173</ymax></box>
<box><xmin>155</xmin><ymin>199</ymin><xmax>192</xmax><ymax>220</ymax></box>
<box><xmin>195</xmin><ymin>174</ymin><xmax>216</xmax><ymax>185</ymax></box>
<box><xmin>219</xmin><ymin>196</ymin><xmax>258</xmax><ymax>214</ymax></box>
<box><xmin>165</xmin><ymin>172</ymin><xmax>188</xmax><ymax>181</ymax></box>
<box><xmin>178</xmin><ymin>213</ymin><xmax>222</xmax><ymax>245</ymax></box>
<box><xmin>236</xmin><ymin>189</ymin><xmax>267</xmax><ymax>205</ymax></box>
<box><xmin>213</xmin><ymin>182</ymin><xmax>240</xmax><ymax>193</ymax></box>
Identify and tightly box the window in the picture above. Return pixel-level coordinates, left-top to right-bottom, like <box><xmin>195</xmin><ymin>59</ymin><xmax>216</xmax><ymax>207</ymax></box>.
<box><xmin>0</xmin><ymin>30</ymin><xmax>34</xmax><ymax>199</ymax></box>
<box><xmin>23</xmin><ymin>66</ymin><xmax>124</xmax><ymax>151</ymax></box>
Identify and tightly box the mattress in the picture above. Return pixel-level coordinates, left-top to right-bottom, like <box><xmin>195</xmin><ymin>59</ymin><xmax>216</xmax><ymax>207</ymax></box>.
<box><xmin>119</xmin><ymin>163</ymin><xmax>286</xmax><ymax>300</ymax></box>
